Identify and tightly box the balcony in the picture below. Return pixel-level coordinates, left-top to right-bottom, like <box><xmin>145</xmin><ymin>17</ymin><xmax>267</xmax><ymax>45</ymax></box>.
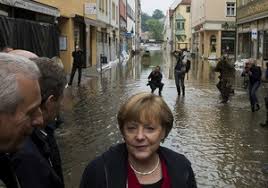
<box><xmin>175</xmin><ymin>30</ymin><xmax>185</xmax><ymax>36</ymax></box>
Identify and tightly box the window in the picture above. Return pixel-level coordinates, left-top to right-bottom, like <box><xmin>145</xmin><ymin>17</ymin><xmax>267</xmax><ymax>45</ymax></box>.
<box><xmin>102</xmin><ymin>0</ymin><xmax>105</xmax><ymax>12</ymax></box>
<box><xmin>177</xmin><ymin>22</ymin><xmax>180</xmax><ymax>30</ymax></box>
<box><xmin>105</xmin><ymin>0</ymin><xmax>108</xmax><ymax>15</ymax></box>
<box><xmin>116</xmin><ymin>6</ymin><xmax>119</xmax><ymax>24</ymax></box>
<box><xmin>182</xmin><ymin>22</ymin><xmax>185</xmax><ymax>30</ymax></box>
<box><xmin>99</xmin><ymin>0</ymin><xmax>102</xmax><ymax>11</ymax></box>
<box><xmin>112</xmin><ymin>3</ymin><xmax>115</xmax><ymax>20</ymax></box>
<box><xmin>226</xmin><ymin>2</ymin><xmax>235</xmax><ymax>16</ymax></box>
<box><xmin>186</xmin><ymin>6</ymin><xmax>190</xmax><ymax>13</ymax></box>
<box><xmin>177</xmin><ymin>21</ymin><xmax>185</xmax><ymax>30</ymax></box>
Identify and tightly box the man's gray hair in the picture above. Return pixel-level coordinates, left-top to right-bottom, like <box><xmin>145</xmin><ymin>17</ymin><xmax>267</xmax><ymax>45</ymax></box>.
<box><xmin>0</xmin><ymin>53</ymin><xmax>40</xmax><ymax>114</ymax></box>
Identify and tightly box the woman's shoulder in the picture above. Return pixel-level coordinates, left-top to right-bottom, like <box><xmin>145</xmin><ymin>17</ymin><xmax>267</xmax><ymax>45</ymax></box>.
<box><xmin>80</xmin><ymin>143</ymin><xmax>126</xmax><ymax>187</ymax></box>
<box><xmin>83</xmin><ymin>143</ymin><xmax>126</xmax><ymax>171</ymax></box>
<box><xmin>159</xmin><ymin>146</ymin><xmax>191</xmax><ymax>166</ymax></box>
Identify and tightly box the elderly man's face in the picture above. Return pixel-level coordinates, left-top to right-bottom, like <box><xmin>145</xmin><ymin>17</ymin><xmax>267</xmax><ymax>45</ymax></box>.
<box><xmin>0</xmin><ymin>75</ymin><xmax>43</xmax><ymax>152</ymax></box>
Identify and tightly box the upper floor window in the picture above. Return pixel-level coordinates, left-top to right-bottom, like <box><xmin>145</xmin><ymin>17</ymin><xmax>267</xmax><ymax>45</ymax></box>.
<box><xmin>186</xmin><ymin>6</ymin><xmax>190</xmax><ymax>13</ymax></box>
<box><xmin>112</xmin><ymin>3</ymin><xmax>115</xmax><ymax>20</ymax></box>
<box><xmin>226</xmin><ymin>2</ymin><xmax>235</xmax><ymax>16</ymax></box>
<box><xmin>177</xmin><ymin>21</ymin><xmax>185</xmax><ymax>30</ymax></box>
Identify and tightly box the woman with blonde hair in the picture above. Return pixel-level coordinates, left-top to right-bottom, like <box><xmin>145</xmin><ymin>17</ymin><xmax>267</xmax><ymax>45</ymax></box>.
<box><xmin>80</xmin><ymin>92</ymin><xmax>196</xmax><ymax>188</ymax></box>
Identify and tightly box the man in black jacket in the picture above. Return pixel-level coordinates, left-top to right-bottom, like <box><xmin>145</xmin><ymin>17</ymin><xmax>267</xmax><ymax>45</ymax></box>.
<box><xmin>68</xmin><ymin>46</ymin><xmax>84</xmax><ymax>86</ymax></box>
<box><xmin>12</xmin><ymin>57</ymin><xmax>66</xmax><ymax>188</ymax></box>
<box><xmin>0</xmin><ymin>53</ymin><xmax>43</xmax><ymax>188</ymax></box>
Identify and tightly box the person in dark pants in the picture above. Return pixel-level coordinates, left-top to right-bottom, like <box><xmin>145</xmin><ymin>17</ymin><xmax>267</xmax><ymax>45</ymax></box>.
<box><xmin>147</xmin><ymin>66</ymin><xmax>164</xmax><ymax>96</ymax></box>
<box><xmin>12</xmin><ymin>57</ymin><xmax>66</xmax><ymax>188</ymax></box>
<box><xmin>68</xmin><ymin>46</ymin><xmax>84</xmax><ymax>86</ymax></box>
<box><xmin>260</xmin><ymin>62</ymin><xmax>268</xmax><ymax>127</ymax></box>
<box><xmin>215</xmin><ymin>56</ymin><xmax>235</xmax><ymax>103</ymax></box>
<box><xmin>0</xmin><ymin>53</ymin><xmax>43</xmax><ymax>188</ymax></box>
<box><xmin>174</xmin><ymin>50</ymin><xmax>191</xmax><ymax>96</ymax></box>
<box><xmin>242</xmin><ymin>60</ymin><xmax>262</xmax><ymax>112</ymax></box>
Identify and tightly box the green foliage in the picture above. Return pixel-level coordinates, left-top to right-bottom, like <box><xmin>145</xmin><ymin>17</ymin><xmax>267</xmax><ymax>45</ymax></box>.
<box><xmin>145</xmin><ymin>19</ymin><xmax>163</xmax><ymax>40</ymax></box>
<box><xmin>152</xmin><ymin>9</ymin><xmax>164</xmax><ymax>20</ymax></box>
<box><xmin>141</xmin><ymin>9</ymin><xmax>164</xmax><ymax>39</ymax></box>
<box><xmin>141</xmin><ymin>12</ymin><xmax>150</xmax><ymax>32</ymax></box>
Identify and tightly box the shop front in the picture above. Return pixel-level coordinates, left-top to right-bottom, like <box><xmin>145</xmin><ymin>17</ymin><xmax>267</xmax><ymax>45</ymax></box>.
<box><xmin>0</xmin><ymin>0</ymin><xmax>60</xmax><ymax>57</ymax></box>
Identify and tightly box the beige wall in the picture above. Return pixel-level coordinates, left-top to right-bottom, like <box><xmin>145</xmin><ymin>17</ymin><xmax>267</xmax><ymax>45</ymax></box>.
<box><xmin>206</xmin><ymin>0</ymin><xmax>236</xmax><ymax>22</ymax></box>
<box><xmin>173</xmin><ymin>4</ymin><xmax>191</xmax><ymax>50</ymax></box>
<box><xmin>177</xmin><ymin>5</ymin><xmax>191</xmax><ymax>43</ymax></box>
<box><xmin>191</xmin><ymin>0</ymin><xmax>236</xmax><ymax>59</ymax></box>
<box><xmin>191</xmin><ymin>0</ymin><xmax>205</xmax><ymax>27</ymax></box>
<box><xmin>36</xmin><ymin>0</ymin><xmax>97</xmax><ymax>19</ymax></box>
<box><xmin>58</xmin><ymin>17</ymin><xmax>74</xmax><ymax>72</ymax></box>
<box><xmin>191</xmin><ymin>0</ymin><xmax>236</xmax><ymax>27</ymax></box>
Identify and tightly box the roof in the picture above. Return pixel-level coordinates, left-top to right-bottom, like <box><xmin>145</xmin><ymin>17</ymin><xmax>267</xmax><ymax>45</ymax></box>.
<box><xmin>180</xmin><ymin>0</ymin><xmax>191</xmax><ymax>5</ymax></box>
<box><xmin>170</xmin><ymin>0</ymin><xmax>191</xmax><ymax>10</ymax></box>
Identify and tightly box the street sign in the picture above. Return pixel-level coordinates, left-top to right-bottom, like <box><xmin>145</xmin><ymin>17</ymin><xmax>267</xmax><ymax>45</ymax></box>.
<box><xmin>251</xmin><ymin>28</ymin><xmax>258</xmax><ymax>40</ymax></box>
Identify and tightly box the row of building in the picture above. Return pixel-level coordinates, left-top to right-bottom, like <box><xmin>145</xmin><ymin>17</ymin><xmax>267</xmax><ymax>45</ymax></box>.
<box><xmin>0</xmin><ymin>0</ymin><xmax>141</xmax><ymax>72</ymax></box>
<box><xmin>163</xmin><ymin>0</ymin><xmax>268</xmax><ymax>67</ymax></box>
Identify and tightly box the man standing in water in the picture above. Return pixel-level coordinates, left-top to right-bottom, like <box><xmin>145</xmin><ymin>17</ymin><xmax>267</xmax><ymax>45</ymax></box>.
<box><xmin>215</xmin><ymin>55</ymin><xmax>235</xmax><ymax>103</ymax></box>
<box><xmin>242</xmin><ymin>59</ymin><xmax>262</xmax><ymax>112</ymax></box>
<box><xmin>68</xmin><ymin>46</ymin><xmax>84</xmax><ymax>86</ymax></box>
<box><xmin>174</xmin><ymin>50</ymin><xmax>191</xmax><ymax>96</ymax></box>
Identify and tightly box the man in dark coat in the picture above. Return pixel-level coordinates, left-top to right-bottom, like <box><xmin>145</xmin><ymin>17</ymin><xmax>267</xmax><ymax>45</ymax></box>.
<box><xmin>148</xmin><ymin>66</ymin><xmax>164</xmax><ymax>96</ymax></box>
<box><xmin>0</xmin><ymin>53</ymin><xmax>43</xmax><ymax>188</ymax></box>
<box><xmin>68</xmin><ymin>46</ymin><xmax>84</xmax><ymax>86</ymax></box>
<box><xmin>242</xmin><ymin>60</ymin><xmax>262</xmax><ymax>112</ymax></box>
<box><xmin>12</xmin><ymin>57</ymin><xmax>66</xmax><ymax>188</ymax></box>
<box><xmin>215</xmin><ymin>56</ymin><xmax>235</xmax><ymax>103</ymax></box>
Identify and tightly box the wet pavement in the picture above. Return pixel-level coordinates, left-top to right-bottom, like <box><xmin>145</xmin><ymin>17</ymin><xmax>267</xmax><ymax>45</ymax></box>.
<box><xmin>58</xmin><ymin>50</ymin><xmax>268</xmax><ymax>188</ymax></box>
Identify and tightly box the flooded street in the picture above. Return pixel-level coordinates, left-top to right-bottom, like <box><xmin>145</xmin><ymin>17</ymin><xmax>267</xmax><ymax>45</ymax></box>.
<box><xmin>58</xmin><ymin>50</ymin><xmax>268</xmax><ymax>188</ymax></box>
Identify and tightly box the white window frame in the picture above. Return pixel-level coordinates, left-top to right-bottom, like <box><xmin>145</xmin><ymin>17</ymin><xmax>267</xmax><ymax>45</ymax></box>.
<box><xmin>226</xmin><ymin>2</ymin><xmax>236</xmax><ymax>17</ymax></box>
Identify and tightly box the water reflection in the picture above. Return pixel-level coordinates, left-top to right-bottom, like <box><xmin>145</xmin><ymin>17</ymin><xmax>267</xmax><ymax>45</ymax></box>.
<box><xmin>60</xmin><ymin>51</ymin><xmax>268</xmax><ymax>188</ymax></box>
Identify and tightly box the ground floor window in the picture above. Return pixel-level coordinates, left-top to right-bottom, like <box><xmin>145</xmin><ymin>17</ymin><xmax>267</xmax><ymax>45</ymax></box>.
<box><xmin>221</xmin><ymin>31</ymin><xmax>235</xmax><ymax>55</ymax></box>
<box><xmin>238</xmin><ymin>33</ymin><xmax>251</xmax><ymax>59</ymax></box>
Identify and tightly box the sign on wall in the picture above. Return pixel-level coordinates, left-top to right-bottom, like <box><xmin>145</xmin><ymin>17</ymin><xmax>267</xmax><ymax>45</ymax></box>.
<box><xmin>85</xmin><ymin>3</ymin><xmax>97</xmax><ymax>15</ymax></box>
<box><xmin>251</xmin><ymin>28</ymin><xmax>258</xmax><ymax>40</ymax></box>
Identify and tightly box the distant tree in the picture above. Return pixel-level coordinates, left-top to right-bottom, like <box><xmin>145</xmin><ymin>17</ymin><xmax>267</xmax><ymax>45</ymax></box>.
<box><xmin>141</xmin><ymin>12</ymin><xmax>151</xmax><ymax>32</ymax></box>
<box><xmin>152</xmin><ymin>9</ymin><xmax>164</xmax><ymax>20</ymax></box>
<box><xmin>146</xmin><ymin>19</ymin><xmax>163</xmax><ymax>40</ymax></box>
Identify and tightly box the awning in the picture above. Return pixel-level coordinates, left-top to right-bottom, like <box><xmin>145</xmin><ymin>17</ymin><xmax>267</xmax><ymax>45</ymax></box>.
<box><xmin>84</xmin><ymin>17</ymin><xmax>106</xmax><ymax>28</ymax></box>
<box><xmin>0</xmin><ymin>0</ymin><xmax>60</xmax><ymax>17</ymax></box>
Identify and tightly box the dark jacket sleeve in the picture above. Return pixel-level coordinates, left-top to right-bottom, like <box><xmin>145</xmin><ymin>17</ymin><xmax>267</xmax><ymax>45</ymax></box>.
<box><xmin>250</xmin><ymin>66</ymin><xmax>262</xmax><ymax>81</ymax></box>
<box><xmin>148</xmin><ymin>72</ymin><xmax>153</xmax><ymax>79</ymax></box>
<box><xmin>187</xmin><ymin>165</ymin><xmax>197</xmax><ymax>188</ymax></box>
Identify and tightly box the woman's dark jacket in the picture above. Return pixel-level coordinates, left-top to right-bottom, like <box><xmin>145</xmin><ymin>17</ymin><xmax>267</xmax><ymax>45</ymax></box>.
<box><xmin>80</xmin><ymin>143</ymin><xmax>196</xmax><ymax>188</ymax></box>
